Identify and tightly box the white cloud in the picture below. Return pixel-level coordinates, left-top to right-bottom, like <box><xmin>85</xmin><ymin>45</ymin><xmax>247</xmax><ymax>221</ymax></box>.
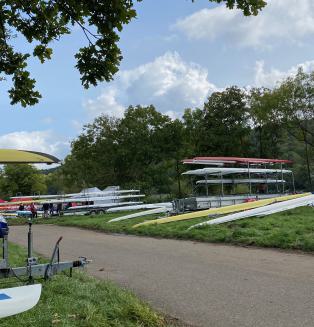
<box><xmin>254</xmin><ymin>60</ymin><xmax>314</xmax><ymax>87</ymax></box>
<box><xmin>83</xmin><ymin>88</ymin><xmax>125</xmax><ymax>118</ymax></box>
<box><xmin>175</xmin><ymin>0</ymin><xmax>314</xmax><ymax>48</ymax></box>
<box><xmin>84</xmin><ymin>52</ymin><xmax>217</xmax><ymax>118</ymax></box>
<box><xmin>0</xmin><ymin>130</ymin><xmax>69</xmax><ymax>160</ymax></box>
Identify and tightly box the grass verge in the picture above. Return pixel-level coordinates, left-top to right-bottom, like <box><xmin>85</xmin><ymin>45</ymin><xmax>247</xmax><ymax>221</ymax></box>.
<box><xmin>0</xmin><ymin>243</ymin><xmax>167</xmax><ymax>327</ymax></box>
<box><xmin>7</xmin><ymin>206</ymin><xmax>314</xmax><ymax>252</ymax></box>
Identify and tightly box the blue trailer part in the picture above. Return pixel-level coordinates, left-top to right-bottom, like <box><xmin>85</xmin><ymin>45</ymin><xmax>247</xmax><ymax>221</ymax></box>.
<box><xmin>0</xmin><ymin>217</ymin><xmax>8</xmax><ymax>238</ymax></box>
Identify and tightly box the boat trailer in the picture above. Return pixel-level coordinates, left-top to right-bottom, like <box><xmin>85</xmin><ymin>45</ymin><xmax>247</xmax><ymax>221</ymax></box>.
<box><xmin>0</xmin><ymin>216</ymin><xmax>90</xmax><ymax>281</ymax></box>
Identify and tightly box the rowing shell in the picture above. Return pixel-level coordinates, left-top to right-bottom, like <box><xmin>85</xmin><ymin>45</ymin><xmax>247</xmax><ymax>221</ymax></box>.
<box><xmin>196</xmin><ymin>179</ymin><xmax>286</xmax><ymax>184</ymax></box>
<box><xmin>109</xmin><ymin>207</ymin><xmax>169</xmax><ymax>223</ymax></box>
<box><xmin>183</xmin><ymin>167</ymin><xmax>292</xmax><ymax>176</ymax></box>
<box><xmin>107</xmin><ymin>203</ymin><xmax>172</xmax><ymax>213</ymax></box>
<box><xmin>0</xmin><ymin>284</ymin><xmax>42</xmax><ymax>318</ymax></box>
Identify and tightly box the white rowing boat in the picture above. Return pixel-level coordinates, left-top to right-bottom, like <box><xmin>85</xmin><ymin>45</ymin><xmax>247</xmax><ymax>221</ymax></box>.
<box><xmin>0</xmin><ymin>194</ymin><xmax>146</xmax><ymax>207</ymax></box>
<box><xmin>67</xmin><ymin>201</ymin><xmax>143</xmax><ymax>210</ymax></box>
<box><xmin>196</xmin><ymin>179</ymin><xmax>286</xmax><ymax>184</ymax></box>
<box><xmin>10</xmin><ymin>189</ymin><xmax>141</xmax><ymax>200</ymax></box>
<box><xmin>107</xmin><ymin>203</ymin><xmax>172</xmax><ymax>213</ymax></box>
<box><xmin>183</xmin><ymin>167</ymin><xmax>292</xmax><ymax>176</ymax></box>
<box><xmin>0</xmin><ymin>284</ymin><xmax>42</xmax><ymax>318</ymax></box>
<box><xmin>108</xmin><ymin>207</ymin><xmax>169</xmax><ymax>223</ymax></box>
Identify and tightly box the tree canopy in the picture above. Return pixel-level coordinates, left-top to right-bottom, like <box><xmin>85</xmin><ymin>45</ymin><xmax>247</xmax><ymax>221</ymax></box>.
<box><xmin>61</xmin><ymin>105</ymin><xmax>184</xmax><ymax>194</ymax></box>
<box><xmin>0</xmin><ymin>0</ymin><xmax>266</xmax><ymax>107</ymax></box>
<box><xmin>201</xmin><ymin>86</ymin><xmax>251</xmax><ymax>156</ymax></box>
<box><xmin>0</xmin><ymin>164</ymin><xmax>47</xmax><ymax>198</ymax></box>
<box><xmin>57</xmin><ymin>68</ymin><xmax>314</xmax><ymax>196</ymax></box>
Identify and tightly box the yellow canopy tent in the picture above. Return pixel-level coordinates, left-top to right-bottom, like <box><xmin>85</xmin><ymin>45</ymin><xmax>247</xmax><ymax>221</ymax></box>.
<box><xmin>0</xmin><ymin>149</ymin><xmax>60</xmax><ymax>164</ymax></box>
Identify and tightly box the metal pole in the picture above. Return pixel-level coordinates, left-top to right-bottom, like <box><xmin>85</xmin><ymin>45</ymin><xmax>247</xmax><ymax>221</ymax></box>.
<box><xmin>221</xmin><ymin>172</ymin><xmax>224</xmax><ymax>196</ymax></box>
<box><xmin>2</xmin><ymin>236</ymin><xmax>8</xmax><ymax>268</ymax></box>
<box><xmin>264</xmin><ymin>164</ymin><xmax>269</xmax><ymax>194</ymax></box>
<box><xmin>292</xmin><ymin>171</ymin><xmax>296</xmax><ymax>194</ymax></box>
<box><xmin>281</xmin><ymin>163</ymin><xmax>284</xmax><ymax>194</ymax></box>
<box><xmin>248</xmin><ymin>162</ymin><xmax>252</xmax><ymax>195</ymax></box>
<box><xmin>28</xmin><ymin>219</ymin><xmax>33</xmax><ymax>259</ymax></box>
<box><xmin>205</xmin><ymin>174</ymin><xmax>209</xmax><ymax>197</ymax></box>
<box><xmin>190</xmin><ymin>177</ymin><xmax>194</xmax><ymax>196</ymax></box>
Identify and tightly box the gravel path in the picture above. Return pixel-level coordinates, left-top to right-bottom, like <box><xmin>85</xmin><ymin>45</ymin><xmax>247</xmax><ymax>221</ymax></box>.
<box><xmin>10</xmin><ymin>225</ymin><xmax>314</xmax><ymax>327</ymax></box>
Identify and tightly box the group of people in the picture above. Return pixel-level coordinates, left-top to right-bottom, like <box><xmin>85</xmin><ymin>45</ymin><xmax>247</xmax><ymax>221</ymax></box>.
<box><xmin>42</xmin><ymin>202</ymin><xmax>63</xmax><ymax>218</ymax></box>
<box><xmin>18</xmin><ymin>202</ymin><xmax>63</xmax><ymax>218</ymax></box>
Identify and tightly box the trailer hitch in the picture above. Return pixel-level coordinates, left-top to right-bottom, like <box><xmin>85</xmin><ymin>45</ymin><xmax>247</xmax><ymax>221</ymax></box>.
<box><xmin>0</xmin><ymin>216</ymin><xmax>91</xmax><ymax>281</ymax></box>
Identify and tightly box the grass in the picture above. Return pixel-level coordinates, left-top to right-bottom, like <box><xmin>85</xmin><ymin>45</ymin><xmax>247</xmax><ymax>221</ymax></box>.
<box><xmin>7</xmin><ymin>206</ymin><xmax>314</xmax><ymax>252</ymax></box>
<box><xmin>0</xmin><ymin>243</ymin><xmax>167</xmax><ymax>327</ymax></box>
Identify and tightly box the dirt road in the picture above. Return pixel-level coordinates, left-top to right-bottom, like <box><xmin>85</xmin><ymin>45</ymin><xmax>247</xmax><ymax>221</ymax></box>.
<box><xmin>10</xmin><ymin>225</ymin><xmax>314</xmax><ymax>327</ymax></box>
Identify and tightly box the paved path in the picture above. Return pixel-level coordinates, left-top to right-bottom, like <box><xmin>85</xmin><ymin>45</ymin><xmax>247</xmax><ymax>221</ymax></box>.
<box><xmin>10</xmin><ymin>225</ymin><xmax>314</xmax><ymax>327</ymax></box>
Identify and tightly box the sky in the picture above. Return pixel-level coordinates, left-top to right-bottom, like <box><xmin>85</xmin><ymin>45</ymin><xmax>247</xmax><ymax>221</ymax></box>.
<box><xmin>1</xmin><ymin>0</ymin><xmax>314</xmax><ymax>160</ymax></box>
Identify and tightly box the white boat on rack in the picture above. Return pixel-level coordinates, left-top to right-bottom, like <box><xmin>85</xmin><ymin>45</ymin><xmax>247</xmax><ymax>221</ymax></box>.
<box><xmin>10</xmin><ymin>187</ymin><xmax>141</xmax><ymax>200</ymax></box>
<box><xmin>3</xmin><ymin>186</ymin><xmax>146</xmax><ymax>216</ymax></box>
<box><xmin>196</xmin><ymin>179</ymin><xmax>286</xmax><ymax>184</ymax></box>
<box><xmin>183</xmin><ymin>167</ymin><xmax>292</xmax><ymax>176</ymax></box>
<box><xmin>175</xmin><ymin>156</ymin><xmax>295</xmax><ymax>212</ymax></box>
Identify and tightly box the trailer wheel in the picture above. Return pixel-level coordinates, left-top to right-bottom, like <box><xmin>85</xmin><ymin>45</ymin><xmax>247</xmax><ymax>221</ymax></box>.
<box><xmin>98</xmin><ymin>210</ymin><xmax>105</xmax><ymax>215</ymax></box>
<box><xmin>90</xmin><ymin>210</ymin><xmax>97</xmax><ymax>216</ymax></box>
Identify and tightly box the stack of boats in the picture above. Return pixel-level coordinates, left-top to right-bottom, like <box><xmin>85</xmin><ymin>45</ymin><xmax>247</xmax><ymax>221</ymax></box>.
<box><xmin>0</xmin><ymin>186</ymin><xmax>148</xmax><ymax>217</ymax></box>
<box><xmin>175</xmin><ymin>156</ymin><xmax>296</xmax><ymax>212</ymax></box>
<box><xmin>107</xmin><ymin>156</ymin><xmax>299</xmax><ymax>224</ymax></box>
<box><xmin>124</xmin><ymin>157</ymin><xmax>312</xmax><ymax>228</ymax></box>
<box><xmin>61</xmin><ymin>186</ymin><xmax>146</xmax><ymax>215</ymax></box>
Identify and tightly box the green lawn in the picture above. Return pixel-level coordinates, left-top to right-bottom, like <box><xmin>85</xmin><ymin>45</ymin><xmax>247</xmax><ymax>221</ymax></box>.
<box><xmin>0</xmin><ymin>243</ymin><xmax>167</xmax><ymax>327</ymax></box>
<box><xmin>8</xmin><ymin>206</ymin><xmax>314</xmax><ymax>252</ymax></box>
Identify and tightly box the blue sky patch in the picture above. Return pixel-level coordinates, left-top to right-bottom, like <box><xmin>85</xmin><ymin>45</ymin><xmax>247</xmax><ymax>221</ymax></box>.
<box><xmin>1</xmin><ymin>0</ymin><xmax>314</xmax><ymax>160</ymax></box>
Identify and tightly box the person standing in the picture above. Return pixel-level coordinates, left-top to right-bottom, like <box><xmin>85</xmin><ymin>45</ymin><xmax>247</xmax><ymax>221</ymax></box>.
<box><xmin>30</xmin><ymin>202</ymin><xmax>37</xmax><ymax>218</ymax></box>
<box><xmin>49</xmin><ymin>203</ymin><xmax>54</xmax><ymax>216</ymax></box>
<box><xmin>56</xmin><ymin>202</ymin><xmax>63</xmax><ymax>216</ymax></box>
<box><xmin>43</xmin><ymin>203</ymin><xmax>49</xmax><ymax>218</ymax></box>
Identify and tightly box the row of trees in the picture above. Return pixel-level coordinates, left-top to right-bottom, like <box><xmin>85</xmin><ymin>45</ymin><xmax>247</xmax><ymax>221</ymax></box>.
<box><xmin>0</xmin><ymin>164</ymin><xmax>47</xmax><ymax>199</ymax></box>
<box><xmin>56</xmin><ymin>68</ymin><xmax>314</xmax><ymax>197</ymax></box>
<box><xmin>0</xmin><ymin>69</ymin><xmax>313</xmax><ymax>199</ymax></box>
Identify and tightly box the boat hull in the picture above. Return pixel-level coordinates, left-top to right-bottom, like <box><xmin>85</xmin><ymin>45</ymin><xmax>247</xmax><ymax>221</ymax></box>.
<box><xmin>0</xmin><ymin>284</ymin><xmax>42</xmax><ymax>318</ymax></box>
